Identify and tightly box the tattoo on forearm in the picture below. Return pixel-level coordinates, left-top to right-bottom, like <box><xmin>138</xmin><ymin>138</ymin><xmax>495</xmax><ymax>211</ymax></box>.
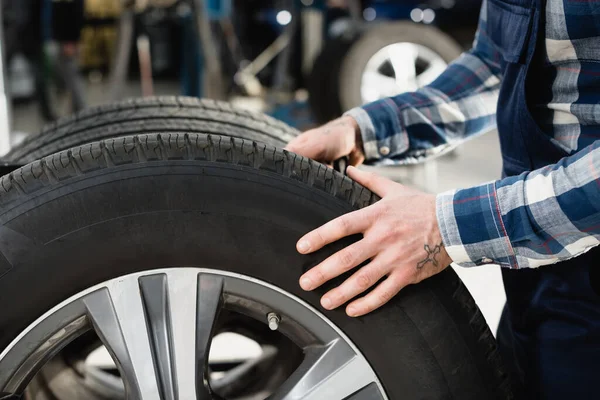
<box><xmin>416</xmin><ymin>242</ymin><xmax>444</xmax><ymax>270</ymax></box>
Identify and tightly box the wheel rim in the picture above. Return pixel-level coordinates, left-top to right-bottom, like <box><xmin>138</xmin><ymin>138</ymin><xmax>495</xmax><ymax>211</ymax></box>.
<box><xmin>360</xmin><ymin>42</ymin><xmax>448</xmax><ymax>104</ymax></box>
<box><xmin>0</xmin><ymin>268</ymin><xmax>387</xmax><ymax>399</ymax></box>
<box><xmin>51</xmin><ymin>317</ymin><xmax>299</xmax><ymax>399</ymax></box>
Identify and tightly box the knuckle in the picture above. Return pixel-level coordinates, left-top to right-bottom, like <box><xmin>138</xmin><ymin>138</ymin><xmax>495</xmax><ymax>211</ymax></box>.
<box><xmin>312</xmin><ymin>268</ymin><xmax>326</xmax><ymax>285</ymax></box>
<box><xmin>339</xmin><ymin>249</ymin><xmax>355</xmax><ymax>267</ymax></box>
<box><xmin>329</xmin><ymin>290</ymin><xmax>345</xmax><ymax>305</ymax></box>
<box><xmin>398</xmin><ymin>269</ymin><xmax>416</xmax><ymax>284</ymax></box>
<box><xmin>356</xmin><ymin>272</ymin><xmax>371</xmax><ymax>289</ymax></box>
<box><xmin>337</xmin><ymin>215</ymin><xmax>351</xmax><ymax>232</ymax></box>
<box><xmin>409</xmin><ymin>272</ymin><xmax>422</xmax><ymax>284</ymax></box>
<box><xmin>377</xmin><ymin>289</ymin><xmax>394</xmax><ymax>304</ymax></box>
<box><xmin>372</xmin><ymin>228</ymin><xmax>393</xmax><ymax>244</ymax></box>
<box><xmin>373</xmin><ymin>203</ymin><xmax>388</xmax><ymax>220</ymax></box>
<box><xmin>395</xmin><ymin>273</ymin><xmax>412</xmax><ymax>289</ymax></box>
<box><xmin>314</xmin><ymin>230</ymin><xmax>326</xmax><ymax>246</ymax></box>
<box><xmin>358</xmin><ymin>303</ymin><xmax>371</xmax><ymax>314</ymax></box>
<box><xmin>387</xmin><ymin>226</ymin><xmax>402</xmax><ymax>241</ymax></box>
<box><xmin>380</xmin><ymin>227</ymin><xmax>394</xmax><ymax>240</ymax></box>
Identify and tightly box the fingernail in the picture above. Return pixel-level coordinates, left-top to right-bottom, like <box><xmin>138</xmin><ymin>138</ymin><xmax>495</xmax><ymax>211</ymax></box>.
<box><xmin>347</xmin><ymin>306</ymin><xmax>358</xmax><ymax>317</ymax></box>
<box><xmin>300</xmin><ymin>276</ymin><xmax>313</xmax><ymax>290</ymax></box>
<box><xmin>321</xmin><ymin>297</ymin><xmax>332</xmax><ymax>309</ymax></box>
<box><xmin>297</xmin><ymin>240</ymin><xmax>310</xmax><ymax>253</ymax></box>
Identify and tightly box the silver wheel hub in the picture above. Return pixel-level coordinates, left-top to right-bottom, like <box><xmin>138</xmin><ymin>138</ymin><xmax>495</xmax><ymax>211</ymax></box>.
<box><xmin>0</xmin><ymin>268</ymin><xmax>387</xmax><ymax>399</ymax></box>
<box><xmin>361</xmin><ymin>42</ymin><xmax>447</xmax><ymax>103</ymax></box>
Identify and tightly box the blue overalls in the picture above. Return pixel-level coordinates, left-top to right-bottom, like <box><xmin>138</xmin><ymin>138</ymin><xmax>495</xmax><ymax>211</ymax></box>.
<box><xmin>490</xmin><ymin>0</ymin><xmax>600</xmax><ymax>398</ymax></box>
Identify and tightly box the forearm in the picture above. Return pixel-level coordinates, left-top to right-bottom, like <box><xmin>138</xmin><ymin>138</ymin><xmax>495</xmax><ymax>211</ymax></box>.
<box><xmin>347</xmin><ymin>60</ymin><xmax>499</xmax><ymax>164</ymax></box>
<box><xmin>438</xmin><ymin>141</ymin><xmax>600</xmax><ymax>269</ymax></box>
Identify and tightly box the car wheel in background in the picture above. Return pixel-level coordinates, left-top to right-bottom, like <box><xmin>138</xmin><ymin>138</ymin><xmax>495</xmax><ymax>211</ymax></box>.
<box><xmin>339</xmin><ymin>22</ymin><xmax>462</xmax><ymax>111</ymax></box>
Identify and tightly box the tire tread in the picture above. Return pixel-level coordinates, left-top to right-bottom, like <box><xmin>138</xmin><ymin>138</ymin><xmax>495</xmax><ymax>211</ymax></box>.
<box><xmin>5</xmin><ymin>96</ymin><xmax>298</xmax><ymax>164</ymax></box>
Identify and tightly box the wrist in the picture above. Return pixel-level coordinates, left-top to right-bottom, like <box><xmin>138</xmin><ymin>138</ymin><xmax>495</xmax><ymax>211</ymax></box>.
<box><xmin>341</xmin><ymin>115</ymin><xmax>365</xmax><ymax>159</ymax></box>
<box><xmin>430</xmin><ymin>194</ymin><xmax>453</xmax><ymax>267</ymax></box>
<box><xmin>343</xmin><ymin>107</ymin><xmax>382</xmax><ymax>161</ymax></box>
<box><xmin>353</xmin><ymin>120</ymin><xmax>364</xmax><ymax>155</ymax></box>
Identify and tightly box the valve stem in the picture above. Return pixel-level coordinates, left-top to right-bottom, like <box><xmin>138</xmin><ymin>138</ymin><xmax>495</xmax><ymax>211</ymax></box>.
<box><xmin>267</xmin><ymin>312</ymin><xmax>280</xmax><ymax>331</ymax></box>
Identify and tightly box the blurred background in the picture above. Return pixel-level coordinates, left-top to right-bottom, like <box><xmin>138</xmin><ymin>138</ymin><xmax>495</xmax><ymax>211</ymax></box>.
<box><xmin>1</xmin><ymin>0</ymin><xmax>506</xmax><ymax>390</ymax></box>
<box><xmin>2</xmin><ymin>0</ymin><xmax>482</xmax><ymax>135</ymax></box>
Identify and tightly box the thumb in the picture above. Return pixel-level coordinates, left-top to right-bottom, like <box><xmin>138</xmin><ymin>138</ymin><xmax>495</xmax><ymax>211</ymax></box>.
<box><xmin>346</xmin><ymin>166</ymin><xmax>393</xmax><ymax>197</ymax></box>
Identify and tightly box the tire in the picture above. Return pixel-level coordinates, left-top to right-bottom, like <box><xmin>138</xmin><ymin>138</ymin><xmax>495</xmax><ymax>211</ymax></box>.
<box><xmin>3</xmin><ymin>96</ymin><xmax>299</xmax><ymax>164</ymax></box>
<box><xmin>307</xmin><ymin>34</ymin><xmax>358</xmax><ymax>124</ymax></box>
<box><xmin>339</xmin><ymin>22</ymin><xmax>463</xmax><ymax>112</ymax></box>
<box><xmin>0</xmin><ymin>132</ymin><xmax>516</xmax><ymax>399</ymax></box>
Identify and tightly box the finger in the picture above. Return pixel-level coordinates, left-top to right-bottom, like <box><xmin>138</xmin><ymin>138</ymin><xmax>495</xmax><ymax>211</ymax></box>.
<box><xmin>284</xmin><ymin>133</ymin><xmax>305</xmax><ymax>152</ymax></box>
<box><xmin>284</xmin><ymin>131</ymin><xmax>324</xmax><ymax>160</ymax></box>
<box><xmin>296</xmin><ymin>209</ymin><xmax>370</xmax><ymax>254</ymax></box>
<box><xmin>345</xmin><ymin>272</ymin><xmax>408</xmax><ymax>317</ymax></box>
<box><xmin>319</xmin><ymin>258</ymin><xmax>388</xmax><ymax>310</ymax></box>
<box><xmin>346</xmin><ymin>166</ymin><xmax>395</xmax><ymax>197</ymax></box>
<box><xmin>299</xmin><ymin>238</ymin><xmax>376</xmax><ymax>291</ymax></box>
<box><xmin>348</xmin><ymin>149</ymin><xmax>365</xmax><ymax>167</ymax></box>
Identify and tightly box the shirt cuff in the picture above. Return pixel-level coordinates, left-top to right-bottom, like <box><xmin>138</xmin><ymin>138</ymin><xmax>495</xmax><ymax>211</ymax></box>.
<box><xmin>343</xmin><ymin>107</ymin><xmax>380</xmax><ymax>160</ymax></box>
<box><xmin>343</xmin><ymin>102</ymin><xmax>409</xmax><ymax>162</ymax></box>
<box><xmin>436</xmin><ymin>182</ymin><xmax>518</xmax><ymax>269</ymax></box>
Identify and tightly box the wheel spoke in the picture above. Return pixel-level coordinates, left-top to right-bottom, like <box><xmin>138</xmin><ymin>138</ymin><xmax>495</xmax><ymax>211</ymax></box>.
<box><xmin>195</xmin><ymin>274</ymin><xmax>224</xmax><ymax>399</ymax></box>
<box><xmin>139</xmin><ymin>274</ymin><xmax>177</xmax><ymax>400</ymax></box>
<box><xmin>343</xmin><ymin>383</ymin><xmax>385</xmax><ymax>400</ymax></box>
<box><xmin>83</xmin><ymin>287</ymin><xmax>161</xmax><ymax>400</ymax></box>
<box><xmin>362</xmin><ymin>71</ymin><xmax>399</xmax><ymax>102</ymax></box>
<box><xmin>388</xmin><ymin>43</ymin><xmax>418</xmax><ymax>92</ymax></box>
<box><xmin>363</xmin><ymin>71</ymin><xmax>397</xmax><ymax>90</ymax></box>
<box><xmin>163</xmin><ymin>271</ymin><xmax>201</xmax><ymax>400</ymax></box>
<box><xmin>270</xmin><ymin>339</ymin><xmax>377</xmax><ymax>400</ymax></box>
<box><xmin>84</xmin><ymin>272</ymin><xmax>224</xmax><ymax>400</ymax></box>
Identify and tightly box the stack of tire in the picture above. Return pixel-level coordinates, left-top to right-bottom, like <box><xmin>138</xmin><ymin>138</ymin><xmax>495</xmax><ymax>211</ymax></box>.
<box><xmin>0</xmin><ymin>96</ymin><xmax>518</xmax><ymax>399</ymax></box>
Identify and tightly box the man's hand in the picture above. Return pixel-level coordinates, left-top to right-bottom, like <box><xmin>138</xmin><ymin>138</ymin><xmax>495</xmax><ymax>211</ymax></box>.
<box><xmin>284</xmin><ymin>116</ymin><xmax>365</xmax><ymax>166</ymax></box>
<box><xmin>296</xmin><ymin>166</ymin><xmax>452</xmax><ymax>317</ymax></box>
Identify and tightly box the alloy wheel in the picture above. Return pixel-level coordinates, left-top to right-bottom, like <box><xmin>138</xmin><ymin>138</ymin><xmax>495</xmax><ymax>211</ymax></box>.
<box><xmin>360</xmin><ymin>42</ymin><xmax>447</xmax><ymax>103</ymax></box>
<box><xmin>0</xmin><ymin>268</ymin><xmax>387</xmax><ymax>400</ymax></box>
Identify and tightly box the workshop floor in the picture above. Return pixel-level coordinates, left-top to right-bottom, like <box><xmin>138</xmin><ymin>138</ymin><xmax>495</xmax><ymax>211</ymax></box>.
<box><xmin>8</xmin><ymin>78</ymin><xmax>506</xmax><ymax>335</ymax></box>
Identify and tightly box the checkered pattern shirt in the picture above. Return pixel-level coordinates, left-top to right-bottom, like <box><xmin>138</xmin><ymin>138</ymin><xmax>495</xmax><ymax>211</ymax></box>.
<box><xmin>345</xmin><ymin>0</ymin><xmax>600</xmax><ymax>269</ymax></box>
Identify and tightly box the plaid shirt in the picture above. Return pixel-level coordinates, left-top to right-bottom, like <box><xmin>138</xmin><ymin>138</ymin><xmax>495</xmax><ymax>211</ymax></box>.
<box><xmin>346</xmin><ymin>0</ymin><xmax>600</xmax><ymax>269</ymax></box>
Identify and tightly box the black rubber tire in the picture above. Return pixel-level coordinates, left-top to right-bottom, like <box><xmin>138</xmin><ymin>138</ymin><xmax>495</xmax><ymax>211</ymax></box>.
<box><xmin>0</xmin><ymin>132</ymin><xmax>516</xmax><ymax>399</ymax></box>
<box><xmin>3</xmin><ymin>96</ymin><xmax>299</xmax><ymax>164</ymax></box>
<box><xmin>339</xmin><ymin>22</ymin><xmax>463</xmax><ymax>112</ymax></box>
<box><xmin>307</xmin><ymin>34</ymin><xmax>358</xmax><ymax>124</ymax></box>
